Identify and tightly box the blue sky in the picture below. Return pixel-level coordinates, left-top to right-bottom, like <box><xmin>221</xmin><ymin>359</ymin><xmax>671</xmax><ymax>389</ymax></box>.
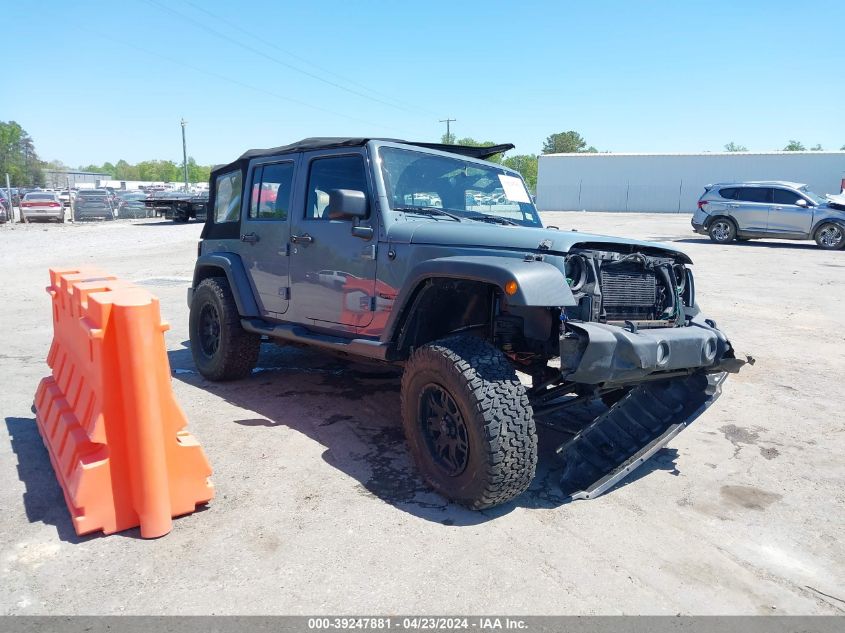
<box><xmin>4</xmin><ymin>0</ymin><xmax>844</xmax><ymax>166</ymax></box>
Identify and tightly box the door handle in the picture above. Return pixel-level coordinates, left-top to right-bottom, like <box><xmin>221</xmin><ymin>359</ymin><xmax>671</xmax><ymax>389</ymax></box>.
<box><xmin>728</xmin><ymin>204</ymin><xmax>740</xmax><ymax>208</ymax></box>
<box><xmin>291</xmin><ymin>233</ymin><xmax>314</xmax><ymax>245</ymax></box>
<box><xmin>240</xmin><ymin>232</ymin><xmax>259</xmax><ymax>243</ymax></box>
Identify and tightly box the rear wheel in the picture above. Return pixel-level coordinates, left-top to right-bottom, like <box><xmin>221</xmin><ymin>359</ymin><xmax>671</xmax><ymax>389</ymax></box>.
<box><xmin>401</xmin><ymin>335</ymin><xmax>537</xmax><ymax>509</ymax></box>
<box><xmin>189</xmin><ymin>277</ymin><xmax>260</xmax><ymax>380</ymax></box>
<box><xmin>708</xmin><ymin>218</ymin><xmax>736</xmax><ymax>243</ymax></box>
<box><xmin>814</xmin><ymin>223</ymin><xmax>845</xmax><ymax>250</ymax></box>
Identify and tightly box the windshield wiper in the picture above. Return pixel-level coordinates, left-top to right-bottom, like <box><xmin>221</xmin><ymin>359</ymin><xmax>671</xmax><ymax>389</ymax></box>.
<box><xmin>393</xmin><ymin>206</ymin><xmax>463</xmax><ymax>222</ymax></box>
<box><xmin>464</xmin><ymin>211</ymin><xmax>520</xmax><ymax>226</ymax></box>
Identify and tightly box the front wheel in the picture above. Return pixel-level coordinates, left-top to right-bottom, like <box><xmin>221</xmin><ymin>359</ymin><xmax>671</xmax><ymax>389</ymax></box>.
<box><xmin>401</xmin><ymin>335</ymin><xmax>537</xmax><ymax>509</ymax></box>
<box><xmin>189</xmin><ymin>277</ymin><xmax>261</xmax><ymax>380</ymax></box>
<box><xmin>708</xmin><ymin>218</ymin><xmax>736</xmax><ymax>243</ymax></box>
<box><xmin>814</xmin><ymin>223</ymin><xmax>845</xmax><ymax>250</ymax></box>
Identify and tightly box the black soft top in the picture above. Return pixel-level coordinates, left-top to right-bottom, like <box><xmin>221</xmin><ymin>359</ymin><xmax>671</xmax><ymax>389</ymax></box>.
<box><xmin>202</xmin><ymin>137</ymin><xmax>514</xmax><ymax>240</ymax></box>
<box><xmin>212</xmin><ymin>137</ymin><xmax>514</xmax><ymax>177</ymax></box>
<box><xmin>238</xmin><ymin>137</ymin><xmax>513</xmax><ymax>162</ymax></box>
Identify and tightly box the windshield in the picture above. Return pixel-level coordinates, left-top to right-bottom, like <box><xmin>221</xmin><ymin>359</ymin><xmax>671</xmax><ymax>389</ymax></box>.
<box><xmin>378</xmin><ymin>146</ymin><xmax>541</xmax><ymax>227</ymax></box>
<box><xmin>799</xmin><ymin>186</ymin><xmax>827</xmax><ymax>205</ymax></box>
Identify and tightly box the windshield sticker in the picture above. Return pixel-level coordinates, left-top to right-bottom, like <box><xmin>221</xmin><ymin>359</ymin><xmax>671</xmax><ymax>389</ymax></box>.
<box><xmin>498</xmin><ymin>174</ymin><xmax>530</xmax><ymax>203</ymax></box>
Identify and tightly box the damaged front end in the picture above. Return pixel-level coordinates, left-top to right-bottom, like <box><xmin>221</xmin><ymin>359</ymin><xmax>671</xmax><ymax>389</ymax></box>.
<box><xmin>529</xmin><ymin>244</ymin><xmax>751</xmax><ymax>501</ymax></box>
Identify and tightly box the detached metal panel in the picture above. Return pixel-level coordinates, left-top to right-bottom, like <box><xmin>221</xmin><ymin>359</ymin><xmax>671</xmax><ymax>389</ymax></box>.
<box><xmin>536</xmin><ymin>152</ymin><xmax>845</xmax><ymax>213</ymax></box>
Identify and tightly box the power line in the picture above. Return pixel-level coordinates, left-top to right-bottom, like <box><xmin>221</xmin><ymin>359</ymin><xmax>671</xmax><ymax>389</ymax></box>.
<box><xmin>85</xmin><ymin>26</ymin><xmax>403</xmax><ymax>133</ymax></box>
<box><xmin>141</xmin><ymin>0</ymin><xmax>431</xmax><ymax>117</ymax></box>
<box><xmin>180</xmin><ymin>0</ymin><xmax>439</xmax><ymax>117</ymax></box>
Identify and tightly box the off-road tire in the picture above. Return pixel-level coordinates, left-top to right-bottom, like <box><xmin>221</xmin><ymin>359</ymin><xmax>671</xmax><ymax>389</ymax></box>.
<box><xmin>708</xmin><ymin>218</ymin><xmax>736</xmax><ymax>243</ymax></box>
<box><xmin>814</xmin><ymin>223</ymin><xmax>845</xmax><ymax>250</ymax></box>
<box><xmin>189</xmin><ymin>276</ymin><xmax>260</xmax><ymax>381</ymax></box>
<box><xmin>401</xmin><ymin>335</ymin><xmax>537</xmax><ymax>509</ymax></box>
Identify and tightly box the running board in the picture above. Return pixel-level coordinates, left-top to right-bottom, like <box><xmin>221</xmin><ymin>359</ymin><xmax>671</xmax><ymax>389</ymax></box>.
<box><xmin>557</xmin><ymin>371</ymin><xmax>727</xmax><ymax>501</ymax></box>
<box><xmin>240</xmin><ymin>318</ymin><xmax>390</xmax><ymax>361</ymax></box>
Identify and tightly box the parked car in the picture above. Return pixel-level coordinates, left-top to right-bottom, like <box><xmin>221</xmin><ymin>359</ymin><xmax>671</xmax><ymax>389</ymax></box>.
<box><xmin>17</xmin><ymin>187</ymin><xmax>40</xmax><ymax>203</ymax></box>
<box><xmin>0</xmin><ymin>193</ymin><xmax>9</xmax><ymax>223</ymax></box>
<box><xmin>57</xmin><ymin>189</ymin><xmax>77</xmax><ymax>208</ymax></box>
<box><xmin>74</xmin><ymin>189</ymin><xmax>116</xmax><ymax>221</ymax></box>
<box><xmin>187</xmin><ymin>137</ymin><xmax>747</xmax><ymax>509</ymax></box>
<box><xmin>20</xmin><ymin>192</ymin><xmax>68</xmax><ymax>222</ymax></box>
<box><xmin>693</xmin><ymin>181</ymin><xmax>845</xmax><ymax>250</ymax></box>
<box><xmin>115</xmin><ymin>191</ymin><xmax>150</xmax><ymax>218</ymax></box>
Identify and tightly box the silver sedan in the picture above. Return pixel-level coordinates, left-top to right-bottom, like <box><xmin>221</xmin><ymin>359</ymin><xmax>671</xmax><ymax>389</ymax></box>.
<box><xmin>20</xmin><ymin>192</ymin><xmax>69</xmax><ymax>223</ymax></box>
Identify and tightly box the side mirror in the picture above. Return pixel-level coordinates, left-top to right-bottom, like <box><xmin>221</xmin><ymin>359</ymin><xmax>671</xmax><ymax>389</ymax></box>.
<box><xmin>327</xmin><ymin>189</ymin><xmax>368</xmax><ymax>219</ymax></box>
<box><xmin>795</xmin><ymin>198</ymin><xmax>808</xmax><ymax>208</ymax></box>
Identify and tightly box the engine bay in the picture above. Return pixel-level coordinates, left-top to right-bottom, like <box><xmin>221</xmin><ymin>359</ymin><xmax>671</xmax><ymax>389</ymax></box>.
<box><xmin>563</xmin><ymin>247</ymin><xmax>694</xmax><ymax>328</ymax></box>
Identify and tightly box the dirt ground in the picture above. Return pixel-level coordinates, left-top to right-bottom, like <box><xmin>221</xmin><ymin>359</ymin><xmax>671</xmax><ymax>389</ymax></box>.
<box><xmin>1</xmin><ymin>212</ymin><xmax>843</xmax><ymax>615</ymax></box>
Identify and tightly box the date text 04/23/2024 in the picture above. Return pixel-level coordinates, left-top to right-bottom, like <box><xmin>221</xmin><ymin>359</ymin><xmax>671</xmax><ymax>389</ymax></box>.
<box><xmin>307</xmin><ymin>617</ymin><xmax>528</xmax><ymax>630</ymax></box>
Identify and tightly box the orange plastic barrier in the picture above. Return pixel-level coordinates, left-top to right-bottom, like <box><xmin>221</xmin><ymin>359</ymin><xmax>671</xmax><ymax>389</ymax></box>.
<box><xmin>34</xmin><ymin>267</ymin><xmax>213</xmax><ymax>538</ymax></box>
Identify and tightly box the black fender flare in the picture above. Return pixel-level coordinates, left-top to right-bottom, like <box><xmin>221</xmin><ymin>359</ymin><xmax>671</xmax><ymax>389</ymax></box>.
<box><xmin>191</xmin><ymin>253</ymin><xmax>260</xmax><ymax>317</ymax></box>
<box><xmin>383</xmin><ymin>255</ymin><xmax>575</xmax><ymax>343</ymax></box>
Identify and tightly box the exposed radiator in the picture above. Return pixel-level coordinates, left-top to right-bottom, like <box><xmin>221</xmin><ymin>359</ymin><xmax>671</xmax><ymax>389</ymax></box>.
<box><xmin>600</xmin><ymin>262</ymin><xmax>658</xmax><ymax>318</ymax></box>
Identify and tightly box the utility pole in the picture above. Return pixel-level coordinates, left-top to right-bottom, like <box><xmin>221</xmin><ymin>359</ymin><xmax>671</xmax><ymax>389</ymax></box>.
<box><xmin>439</xmin><ymin>118</ymin><xmax>456</xmax><ymax>144</ymax></box>
<box><xmin>67</xmin><ymin>176</ymin><xmax>73</xmax><ymax>222</ymax></box>
<box><xmin>181</xmin><ymin>118</ymin><xmax>189</xmax><ymax>192</ymax></box>
<box><xmin>5</xmin><ymin>173</ymin><xmax>12</xmax><ymax>225</ymax></box>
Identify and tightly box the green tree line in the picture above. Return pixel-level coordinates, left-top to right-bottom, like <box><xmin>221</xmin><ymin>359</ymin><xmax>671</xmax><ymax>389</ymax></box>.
<box><xmin>724</xmin><ymin>140</ymin><xmax>843</xmax><ymax>152</ymax></box>
<box><xmin>74</xmin><ymin>157</ymin><xmax>212</xmax><ymax>183</ymax></box>
<box><xmin>0</xmin><ymin>121</ymin><xmax>45</xmax><ymax>185</ymax></box>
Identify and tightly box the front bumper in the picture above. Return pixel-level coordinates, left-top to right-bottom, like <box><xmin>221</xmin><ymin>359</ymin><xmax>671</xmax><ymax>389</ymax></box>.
<box><xmin>560</xmin><ymin>317</ymin><xmax>740</xmax><ymax>385</ymax></box>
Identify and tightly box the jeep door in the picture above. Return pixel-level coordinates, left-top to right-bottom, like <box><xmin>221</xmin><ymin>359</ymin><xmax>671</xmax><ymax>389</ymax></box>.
<box><xmin>288</xmin><ymin>150</ymin><xmax>378</xmax><ymax>332</ymax></box>
<box><xmin>731</xmin><ymin>187</ymin><xmax>772</xmax><ymax>232</ymax></box>
<box><xmin>768</xmin><ymin>187</ymin><xmax>814</xmax><ymax>237</ymax></box>
<box><xmin>239</xmin><ymin>160</ymin><xmax>297</xmax><ymax>317</ymax></box>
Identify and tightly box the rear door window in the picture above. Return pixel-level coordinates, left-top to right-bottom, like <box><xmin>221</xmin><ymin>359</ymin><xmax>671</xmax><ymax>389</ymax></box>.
<box><xmin>249</xmin><ymin>162</ymin><xmax>295</xmax><ymax>220</ymax></box>
<box><xmin>772</xmin><ymin>188</ymin><xmax>804</xmax><ymax>205</ymax></box>
<box><xmin>718</xmin><ymin>187</ymin><xmax>738</xmax><ymax>200</ymax></box>
<box><xmin>736</xmin><ymin>187</ymin><xmax>772</xmax><ymax>203</ymax></box>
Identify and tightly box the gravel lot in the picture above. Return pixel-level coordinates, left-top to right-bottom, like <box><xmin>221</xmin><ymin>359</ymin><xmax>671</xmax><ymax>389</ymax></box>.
<box><xmin>1</xmin><ymin>213</ymin><xmax>843</xmax><ymax>615</ymax></box>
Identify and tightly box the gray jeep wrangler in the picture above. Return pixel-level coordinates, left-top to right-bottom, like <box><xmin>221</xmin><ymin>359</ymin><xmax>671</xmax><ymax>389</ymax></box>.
<box><xmin>188</xmin><ymin>137</ymin><xmax>747</xmax><ymax>509</ymax></box>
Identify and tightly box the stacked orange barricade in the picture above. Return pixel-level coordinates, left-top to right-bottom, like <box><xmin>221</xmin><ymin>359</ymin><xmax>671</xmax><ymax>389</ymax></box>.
<box><xmin>34</xmin><ymin>267</ymin><xmax>214</xmax><ymax>538</ymax></box>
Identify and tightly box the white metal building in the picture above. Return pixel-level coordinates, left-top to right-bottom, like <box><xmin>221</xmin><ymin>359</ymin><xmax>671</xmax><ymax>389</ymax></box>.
<box><xmin>536</xmin><ymin>151</ymin><xmax>845</xmax><ymax>213</ymax></box>
<box><xmin>42</xmin><ymin>169</ymin><xmax>112</xmax><ymax>189</ymax></box>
